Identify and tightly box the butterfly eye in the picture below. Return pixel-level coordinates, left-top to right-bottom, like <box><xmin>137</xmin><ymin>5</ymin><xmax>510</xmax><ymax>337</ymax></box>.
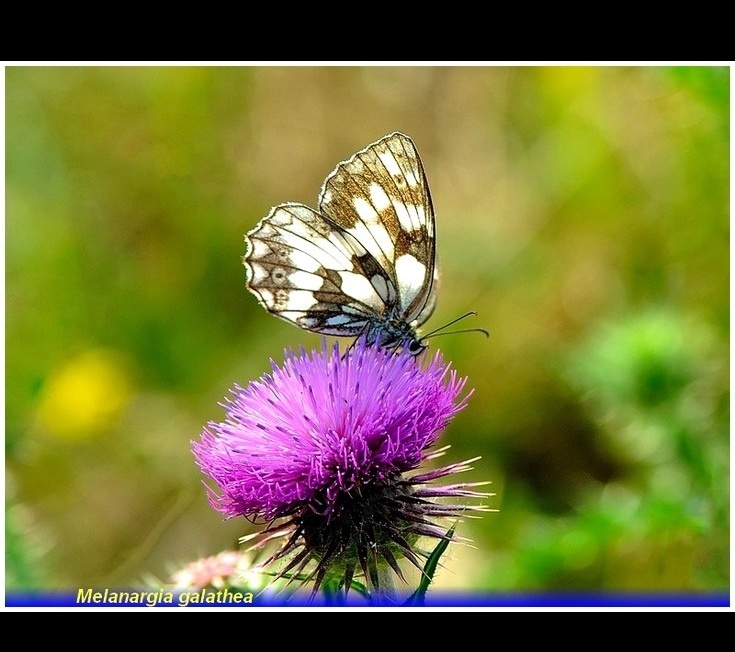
<box><xmin>408</xmin><ymin>339</ymin><xmax>427</xmax><ymax>356</ymax></box>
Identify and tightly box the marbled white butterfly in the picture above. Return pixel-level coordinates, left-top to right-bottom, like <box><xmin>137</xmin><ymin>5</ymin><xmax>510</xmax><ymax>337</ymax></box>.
<box><xmin>244</xmin><ymin>132</ymin><xmax>439</xmax><ymax>354</ymax></box>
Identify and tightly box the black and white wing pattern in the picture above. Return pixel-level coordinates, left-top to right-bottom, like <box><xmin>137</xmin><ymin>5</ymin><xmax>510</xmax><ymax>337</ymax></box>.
<box><xmin>244</xmin><ymin>132</ymin><xmax>438</xmax><ymax>353</ymax></box>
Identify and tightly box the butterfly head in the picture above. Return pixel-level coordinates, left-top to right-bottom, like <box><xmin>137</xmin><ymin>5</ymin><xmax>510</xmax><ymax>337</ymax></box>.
<box><xmin>362</xmin><ymin>312</ymin><xmax>427</xmax><ymax>356</ymax></box>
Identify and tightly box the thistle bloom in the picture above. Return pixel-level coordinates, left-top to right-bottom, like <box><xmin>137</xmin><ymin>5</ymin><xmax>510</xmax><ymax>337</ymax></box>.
<box><xmin>193</xmin><ymin>339</ymin><xmax>489</xmax><ymax>601</ymax></box>
<box><xmin>169</xmin><ymin>550</ymin><xmax>263</xmax><ymax>591</ymax></box>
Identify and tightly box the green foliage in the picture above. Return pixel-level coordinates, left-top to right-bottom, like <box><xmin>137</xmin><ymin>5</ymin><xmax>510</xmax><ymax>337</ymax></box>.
<box><xmin>5</xmin><ymin>501</ymin><xmax>46</xmax><ymax>589</ymax></box>
<box><xmin>406</xmin><ymin>524</ymin><xmax>456</xmax><ymax>606</ymax></box>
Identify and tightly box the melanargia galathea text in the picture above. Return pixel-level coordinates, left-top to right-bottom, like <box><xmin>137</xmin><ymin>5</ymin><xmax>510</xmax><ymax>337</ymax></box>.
<box><xmin>244</xmin><ymin>132</ymin><xmax>438</xmax><ymax>353</ymax></box>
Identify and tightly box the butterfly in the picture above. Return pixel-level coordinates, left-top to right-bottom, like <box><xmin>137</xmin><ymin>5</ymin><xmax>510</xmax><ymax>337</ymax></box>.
<box><xmin>243</xmin><ymin>132</ymin><xmax>438</xmax><ymax>354</ymax></box>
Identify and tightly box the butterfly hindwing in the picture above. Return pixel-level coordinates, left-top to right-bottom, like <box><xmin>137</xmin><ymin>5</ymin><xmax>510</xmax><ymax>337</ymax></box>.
<box><xmin>245</xmin><ymin>203</ymin><xmax>394</xmax><ymax>336</ymax></box>
<box><xmin>244</xmin><ymin>132</ymin><xmax>438</xmax><ymax>349</ymax></box>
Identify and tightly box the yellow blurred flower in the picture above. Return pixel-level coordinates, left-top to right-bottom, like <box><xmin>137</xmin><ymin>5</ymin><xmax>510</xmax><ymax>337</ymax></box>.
<box><xmin>36</xmin><ymin>348</ymin><xmax>132</xmax><ymax>440</ymax></box>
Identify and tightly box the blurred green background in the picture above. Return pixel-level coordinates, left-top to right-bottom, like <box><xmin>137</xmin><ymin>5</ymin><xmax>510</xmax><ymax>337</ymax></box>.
<box><xmin>5</xmin><ymin>65</ymin><xmax>729</xmax><ymax>597</ymax></box>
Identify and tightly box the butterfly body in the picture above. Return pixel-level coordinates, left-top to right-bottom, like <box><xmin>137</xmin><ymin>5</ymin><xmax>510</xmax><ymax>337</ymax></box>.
<box><xmin>244</xmin><ymin>132</ymin><xmax>437</xmax><ymax>353</ymax></box>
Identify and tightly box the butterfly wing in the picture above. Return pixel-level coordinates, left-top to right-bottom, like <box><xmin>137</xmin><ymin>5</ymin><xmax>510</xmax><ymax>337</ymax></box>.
<box><xmin>318</xmin><ymin>132</ymin><xmax>438</xmax><ymax>327</ymax></box>
<box><xmin>244</xmin><ymin>202</ymin><xmax>393</xmax><ymax>336</ymax></box>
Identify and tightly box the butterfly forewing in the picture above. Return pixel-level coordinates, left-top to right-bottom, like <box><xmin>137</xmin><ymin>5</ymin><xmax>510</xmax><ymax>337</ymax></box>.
<box><xmin>244</xmin><ymin>132</ymin><xmax>438</xmax><ymax>350</ymax></box>
<box><xmin>319</xmin><ymin>133</ymin><xmax>436</xmax><ymax>325</ymax></box>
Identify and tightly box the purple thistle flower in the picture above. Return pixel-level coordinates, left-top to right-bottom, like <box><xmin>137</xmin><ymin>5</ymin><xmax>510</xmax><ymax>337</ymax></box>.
<box><xmin>193</xmin><ymin>338</ymin><xmax>490</xmax><ymax>599</ymax></box>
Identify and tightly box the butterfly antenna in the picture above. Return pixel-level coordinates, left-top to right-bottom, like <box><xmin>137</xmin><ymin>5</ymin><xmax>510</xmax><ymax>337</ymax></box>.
<box><xmin>421</xmin><ymin>311</ymin><xmax>490</xmax><ymax>341</ymax></box>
